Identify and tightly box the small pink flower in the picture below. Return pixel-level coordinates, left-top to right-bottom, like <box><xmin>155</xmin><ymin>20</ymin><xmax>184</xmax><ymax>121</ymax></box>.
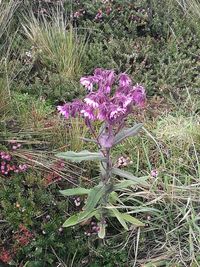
<box><xmin>95</xmin><ymin>9</ymin><xmax>103</xmax><ymax>20</ymax></box>
<box><xmin>18</xmin><ymin>164</ymin><xmax>28</xmax><ymax>172</ymax></box>
<box><xmin>151</xmin><ymin>169</ymin><xmax>158</xmax><ymax>178</ymax></box>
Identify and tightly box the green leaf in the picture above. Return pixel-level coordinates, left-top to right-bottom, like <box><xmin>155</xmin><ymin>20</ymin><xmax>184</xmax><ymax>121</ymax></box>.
<box><xmin>109</xmin><ymin>191</ymin><xmax>122</xmax><ymax>204</ymax></box>
<box><xmin>111</xmin><ymin>207</ymin><xmax>128</xmax><ymax>230</ymax></box>
<box><xmin>84</xmin><ymin>183</ymin><xmax>105</xmax><ymax>212</ymax></box>
<box><xmin>112</xmin><ymin>168</ymin><xmax>147</xmax><ymax>184</ymax></box>
<box><xmin>77</xmin><ymin>210</ymin><xmax>97</xmax><ymax>222</ymax></box>
<box><xmin>98</xmin><ymin>223</ymin><xmax>106</xmax><ymax>239</ymax></box>
<box><xmin>113</xmin><ymin>123</ymin><xmax>143</xmax><ymax>145</ymax></box>
<box><xmin>80</xmin><ymin>137</ymin><xmax>97</xmax><ymax>143</ymax></box>
<box><xmin>60</xmin><ymin>187</ymin><xmax>90</xmax><ymax>196</ymax></box>
<box><xmin>56</xmin><ymin>150</ymin><xmax>106</xmax><ymax>162</ymax></box>
<box><xmin>113</xmin><ymin>180</ymin><xmax>142</xmax><ymax>191</ymax></box>
<box><xmin>108</xmin><ymin>208</ymin><xmax>144</xmax><ymax>228</ymax></box>
<box><xmin>121</xmin><ymin>213</ymin><xmax>144</xmax><ymax>227</ymax></box>
<box><xmin>63</xmin><ymin>210</ymin><xmax>97</xmax><ymax>227</ymax></box>
<box><xmin>63</xmin><ymin>214</ymin><xmax>79</xmax><ymax>227</ymax></box>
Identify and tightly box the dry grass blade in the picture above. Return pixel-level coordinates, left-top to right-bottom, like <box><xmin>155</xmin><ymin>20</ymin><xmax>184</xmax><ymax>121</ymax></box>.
<box><xmin>12</xmin><ymin>149</ymin><xmax>88</xmax><ymax>186</ymax></box>
<box><xmin>0</xmin><ymin>0</ymin><xmax>19</xmax><ymax>40</ymax></box>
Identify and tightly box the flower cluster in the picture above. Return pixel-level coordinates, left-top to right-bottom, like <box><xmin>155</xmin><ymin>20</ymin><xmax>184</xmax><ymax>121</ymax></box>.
<box><xmin>57</xmin><ymin>68</ymin><xmax>145</xmax><ymax>125</ymax></box>
<box><xmin>0</xmin><ymin>225</ymin><xmax>34</xmax><ymax>264</ymax></box>
<box><xmin>84</xmin><ymin>221</ymin><xmax>100</xmax><ymax>236</ymax></box>
<box><xmin>72</xmin><ymin>9</ymin><xmax>85</xmax><ymax>19</ymax></box>
<box><xmin>0</xmin><ymin>151</ymin><xmax>28</xmax><ymax>176</ymax></box>
<box><xmin>115</xmin><ymin>156</ymin><xmax>133</xmax><ymax>168</ymax></box>
<box><xmin>74</xmin><ymin>196</ymin><xmax>81</xmax><ymax>207</ymax></box>
<box><xmin>11</xmin><ymin>143</ymin><xmax>21</xmax><ymax>150</ymax></box>
<box><xmin>0</xmin><ymin>247</ymin><xmax>12</xmax><ymax>264</ymax></box>
<box><xmin>44</xmin><ymin>172</ymin><xmax>62</xmax><ymax>186</ymax></box>
<box><xmin>14</xmin><ymin>224</ymin><xmax>33</xmax><ymax>246</ymax></box>
<box><xmin>71</xmin><ymin>1</ymin><xmax>148</xmax><ymax>25</ymax></box>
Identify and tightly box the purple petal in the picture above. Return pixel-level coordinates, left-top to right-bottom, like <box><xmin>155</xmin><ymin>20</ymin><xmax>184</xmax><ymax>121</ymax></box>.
<box><xmin>131</xmin><ymin>85</ymin><xmax>146</xmax><ymax>107</ymax></box>
<box><xmin>81</xmin><ymin>107</ymin><xmax>95</xmax><ymax>120</ymax></box>
<box><xmin>80</xmin><ymin>76</ymin><xmax>94</xmax><ymax>91</ymax></box>
<box><xmin>57</xmin><ymin>104</ymin><xmax>70</xmax><ymax>119</ymax></box>
<box><xmin>119</xmin><ymin>73</ymin><xmax>132</xmax><ymax>87</ymax></box>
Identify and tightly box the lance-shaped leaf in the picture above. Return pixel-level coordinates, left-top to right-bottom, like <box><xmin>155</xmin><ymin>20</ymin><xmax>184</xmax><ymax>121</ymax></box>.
<box><xmin>120</xmin><ymin>213</ymin><xmax>144</xmax><ymax>227</ymax></box>
<box><xmin>60</xmin><ymin>187</ymin><xmax>90</xmax><ymax>196</ymax></box>
<box><xmin>63</xmin><ymin>210</ymin><xmax>97</xmax><ymax>227</ymax></box>
<box><xmin>113</xmin><ymin>123</ymin><xmax>143</xmax><ymax>145</ymax></box>
<box><xmin>113</xmin><ymin>180</ymin><xmax>141</xmax><ymax>191</ymax></box>
<box><xmin>110</xmin><ymin>207</ymin><xmax>128</xmax><ymax>230</ymax></box>
<box><xmin>112</xmin><ymin>168</ymin><xmax>148</xmax><ymax>185</ymax></box>
<box><xmin>63</xmin><ymin>214</ymin><xmax>79</xmax><ymax>227</ymax></box>
<box><xmin>80</xmin><ymin>137</ymin><xmax>97</xmax><ymax>143</ymax></box>
<box><xmin>84</xmin><ymin>183</ymin><xmax>106</xmax><ymax>212</ymax></box>
<box><xmin>108</xmin><ymin>207</ymin><xmax>144</xmax><ymax>228</ymax></box>
<box><xmin>56</xmin><ymin>150</ymin><xmax>106</xmax><ymax>162</ymax></box>
<box><xmin>109</xmin><ymin>191</ymin><xmax>121</xmax><ymax>204</ymax></box>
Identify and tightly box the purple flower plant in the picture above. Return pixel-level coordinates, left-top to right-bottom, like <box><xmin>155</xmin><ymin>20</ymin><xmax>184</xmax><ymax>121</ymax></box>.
<box><xmin>57</xmin><ymin>68</ymin><xmax>145</xmax><ymax>148</ymax></box>
<box><xmin>56</xmin><ymin>69</ymin><xmax>146</xmax><ymax>237</ymax></box>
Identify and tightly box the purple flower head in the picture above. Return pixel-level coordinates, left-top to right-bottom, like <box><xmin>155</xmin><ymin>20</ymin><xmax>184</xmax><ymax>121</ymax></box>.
<box><xmin>101</xmin><ymin>70</ymin><xmax>115</xmax><ymax>94</ymax></box>
<box><xmin>57</xmin><ymin>69</ymin><xmax>146</xmax><ymax>128</ymax></box>
<box><xmin>94</xmin><ymin>68</ymin><xmax>103</xmax><ymax>77</ymax></box>
<box><xmin>84</xmin><ymin>97</ymin><xmax>99</xmax><ymax>108</ymax></box>
<box><xmin>57</xmin><ymin>104</ymin><xmax>70</xmax><ymax>119</ymax></box>
<box><xmin>112</xmin><ymin>93</ymin><xmax>132</xmax><ymax>108</ymax></box>
<box><xmin>18</xmin><ymin>164</ymin><xmax>28</xmax><ymax>172</ymax></box>
<box><xmin>71</xmin><ymin>100</ymin><xmax>83</xmax><ymax>117</ymax></box>
<box><xmin>103</xmin><ymin>70</ymin><xmax>115</xmax><ymax>94</ymax></box>
<box><xmin>97</xmin><ymin>103</ymin><xmax>108</xmax><ymax>121</ymax></box>
<box><xmin>81</xmin><ymin>107</ymin><xmax>95</xmax><ymax>120</ymax></box>
<box><xmin>93</xmin><ymin>68</ymin><xmax>115</xmax><ymax>94</ymax></box>
<box><xmin>119</xmin><ymin>73</ymin><xmax>132</xmax><ymax>87</ymax></box>
<box><xmin>80</xmin><ymin>76</ymin><xmax>94</xmax><ymax>91</ymax></box>
<box><xmin>84</xmin><ymin>92</ymin><xmax>107</xmax><ymax>109</ymax></box>
<box><xmin>109</xmin><ymin>106</ymin><xmax>126</xmax><ymax>121</ymax></box>
<box><xmin>131</xmin><ymin>85</ymin><xmax>146</xmax><ymax>107</ymax></box>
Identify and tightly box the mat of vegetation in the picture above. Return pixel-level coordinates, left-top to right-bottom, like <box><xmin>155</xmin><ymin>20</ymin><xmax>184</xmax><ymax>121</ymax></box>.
<box><xmin>0</xmin><ymin>0</ymin><xmax>200</xmax><ymax>266</ymax></box>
